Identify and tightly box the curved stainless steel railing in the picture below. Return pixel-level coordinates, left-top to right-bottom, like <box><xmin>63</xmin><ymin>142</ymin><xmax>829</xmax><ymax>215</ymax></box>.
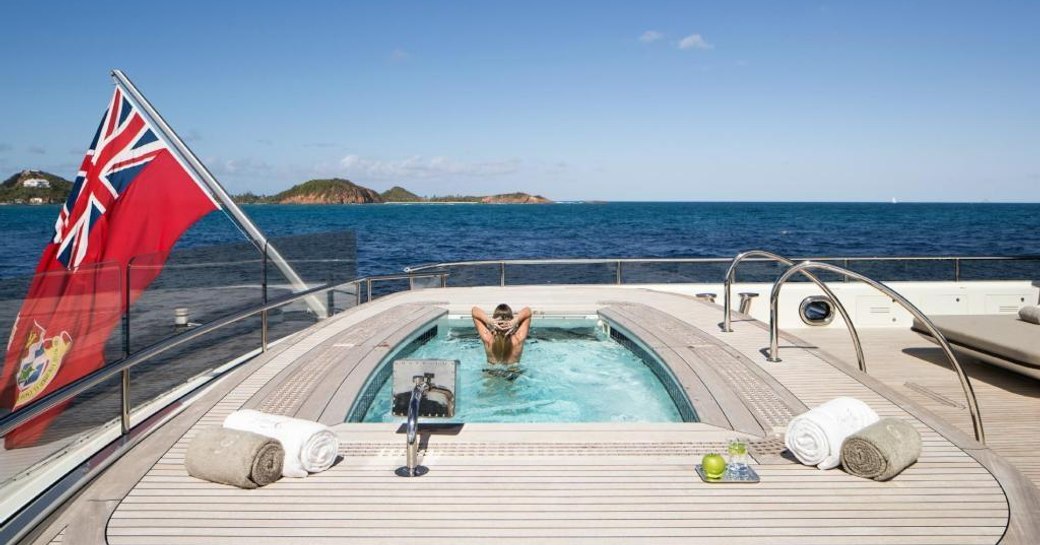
<box><xmin>767</xmin><ymin>261</ymin><xmax>985</xmax><ymax>444</ymax></box>
<box><xmin>722</xmin><ymin>250</ymin><xmax>866</xmax><ymax>373</ymax></box>
<box><xmin>404</xmin><ymin>255</ymin><xmax>1040</xmax><ymax>285</ymax></box>
<box><xmin>0</xmin><ymin>272</ymin><xmax>447</xmax><ymax>439</ymax></box>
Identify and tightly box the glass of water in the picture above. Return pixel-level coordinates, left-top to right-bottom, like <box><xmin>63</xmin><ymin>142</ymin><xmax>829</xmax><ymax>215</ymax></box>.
<box><xmin>727</xmin><ymin>437</ymin><xmax>749</xmax><ymax>477</ymax></box>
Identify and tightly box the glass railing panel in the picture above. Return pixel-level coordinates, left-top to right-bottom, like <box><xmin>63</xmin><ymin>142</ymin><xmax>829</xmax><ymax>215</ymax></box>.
<box><xmin>443</xmin><ymin>264</ymin><xmax>501</xmax><ymax>287</ymax></box>
<box><xmin>803</xmin><ymin>259</ymin><xmax>853</xmax><ymax>283</ymax></box>
<box><xmin>616</xmin><ymin>260</ymin><xmax>719</xmax><ymax>283</ymax></box>
<box><xmin>264</xmin><ymin>231</ymin><xmax>358</xmax><ymax>289</ymax></box>
<box><xmin>0</xmin><ymin>262</ymin><xmax>124</xmax><ymax>419</ymax></box>
<box><xmin>128</xmin><ymin>315</ymin><xmax>262</xmax><ymax>410</ymax></box>
<box><xmin>262</xmin><ymin>231</ymin><xmax>359</xmax><ymax>339</ymax></box>
<box><xmin>504</xmin><ymin>262</ymin><xmax>616</xmax><ymax>285</ymax></box>
<box><xmin>957</xmin><ymin>257</ymin><xmax>1040</xmax><ymax>281</ymax></box>
<box><xmin>365</xmin><ymin>278</ymin><xmax>412</xmax><ymax>301</ymax></box>
<box><xmin>0</xmin><ymin>373</ymin><xmax>124</xmax><ymax>522</ymax></box>
<box><xmin>841</xmin><ymin>258</ymin><xmax>956</xmax><ymax>282</ymax></box>
<box><xmin>729</xmin><ymin>259</ymin><xmax>799</xmax><ymax>283</ymax></box>
<box><xmin>127</xmin><ymin>243</ymin><xmax>262</xmax><ymax>353</ymax></box>
<box><xmin>0</xmin><ymin>268</ymin><xmax>125</xmax><ymax>405</ymax></box>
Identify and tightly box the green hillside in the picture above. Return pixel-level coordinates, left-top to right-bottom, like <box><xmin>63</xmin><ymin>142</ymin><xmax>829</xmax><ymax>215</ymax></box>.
<box><xmin>0</xmin><ymin>170</ymin><xmax>73</xmax><ymax>204</ymax></box>
<box><xmin>380</xmin><ymin>186</ymin><xmax>423</xmax><ymax>202</ymax></box>
<box><xmin>273</xmin><ymin>178</ymin><xmax>383</xmax><ymax>204</ymax></box>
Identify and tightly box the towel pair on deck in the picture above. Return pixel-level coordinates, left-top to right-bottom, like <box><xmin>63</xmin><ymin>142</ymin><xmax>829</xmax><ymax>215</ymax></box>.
<box><xmin>185</xmin><ymin>410</ymin><xmax>340</xmax><ymax>488</ymax></box>
<box><xmin>784</xmin><ymin>397</ymin><xmax>921</xmax><ymax>480</ymax></box>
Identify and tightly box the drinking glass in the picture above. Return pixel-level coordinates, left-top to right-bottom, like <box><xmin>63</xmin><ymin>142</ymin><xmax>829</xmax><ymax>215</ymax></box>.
<box><xmin>727</xmin><ymin>437</ymin><xmax>749</xmax><ymax>477</ymax></box>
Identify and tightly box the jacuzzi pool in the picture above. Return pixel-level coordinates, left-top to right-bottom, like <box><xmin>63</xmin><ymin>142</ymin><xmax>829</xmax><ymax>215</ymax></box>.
<box><xmin>350</xmin><ymin>316</ymin><xmax>695</xmax><ymax>423</ymax></box>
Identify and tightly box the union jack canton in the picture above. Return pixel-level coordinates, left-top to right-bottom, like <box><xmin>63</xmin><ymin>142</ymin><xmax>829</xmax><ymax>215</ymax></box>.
<box><xmin>54</xmin><ymin>88</ymin><xmax>167</xmax><ymax>269</ymax></box>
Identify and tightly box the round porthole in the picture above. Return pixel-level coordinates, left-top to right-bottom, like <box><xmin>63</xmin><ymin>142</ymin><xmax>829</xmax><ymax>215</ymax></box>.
<box><xmin>799</xmin><ymin>296</ymin><xmax>835</xmax><ymax>326</ymax></box>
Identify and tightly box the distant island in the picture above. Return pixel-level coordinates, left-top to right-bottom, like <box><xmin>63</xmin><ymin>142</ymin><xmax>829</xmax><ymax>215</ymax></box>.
<box><xmin>230</xmin><ymin>178</ymin><xmax>552</xmax><ymax>205</ymax></box>
<box><xmin>0</xmin><ymin>170</ymin><xmax>73</xmax><ymax>204</ymax></box>
<box><xmin>0</xmin><ymin>171</ymin><xmax>552</xmax><ymax>205</ymax></box>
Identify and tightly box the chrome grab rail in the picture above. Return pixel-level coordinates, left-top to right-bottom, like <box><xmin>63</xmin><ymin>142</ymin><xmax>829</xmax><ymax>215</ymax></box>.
<box><xmin>396</xmin><ymin>377</ymin><xmax>431</xmax><ymax>478</ymax></box>
<box><xmin>723</xmin><ymin>251</ymin><xmax>866</xmax><ymax>373</ymax></box>
<box><xmin>768</xmin><ymin>261</ymin><xmax>985</xmax><ymax>444</ymax></box>
<box><xmin>405</xmin><ymin>255</ymin><xmax>1040</xmax><ymax>277</ymax></box>
<box><xmin>363</xmin><ymin>272</ymin><xmax>449</xmax><ymax>304</ymax></box>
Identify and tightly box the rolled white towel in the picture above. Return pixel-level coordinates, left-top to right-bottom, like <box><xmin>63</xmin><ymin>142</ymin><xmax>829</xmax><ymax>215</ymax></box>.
<box><xmin>1019</xmin><ymin>305</ymin><xmax>1040</xmax><ymax>325</ymax></box>
<box><xmin>784</xmin><ymin>397</ymin><xmax>879</xmax><ymax>470</ymax></box>
<box><xmin>224</xmin><ymin>409</ymin><xmax>339</xmax><ymax>478</ymax></box>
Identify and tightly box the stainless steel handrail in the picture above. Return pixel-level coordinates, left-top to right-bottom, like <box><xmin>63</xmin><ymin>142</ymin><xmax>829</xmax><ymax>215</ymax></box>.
<box><xmin>767</xmin><ymin>261</ymin><xmax>985</xmax><ymax>444</ymax></box>
<box><xmin>722</xmin><ymin>250</ymin><xmax>866</xmax><ymax>373</ymax></box>
<box><xmin>363</xmin><ymin>273</ymin><xmax>449</xmax><ymax>303</ymax></box>
<box><xmin>0</xmin><ymin>272</ymin><xmax>445</xmax><ymax>438</ymax></box>
<box><xmin>396</xmin><ymin>379</ymin><xmax>430</xmax><ymax>478</ymax></box>
<box><xmin>404</xmin><ymin>255</ymin><xmax>1040</xmax><ymax>274</ymax></box>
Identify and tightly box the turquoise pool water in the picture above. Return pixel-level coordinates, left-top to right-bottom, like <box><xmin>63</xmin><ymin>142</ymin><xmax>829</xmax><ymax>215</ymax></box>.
<box><xmin>358</xmin><ymin>320</ymin><xmax>687</xmax><ymax>423</ymax></box>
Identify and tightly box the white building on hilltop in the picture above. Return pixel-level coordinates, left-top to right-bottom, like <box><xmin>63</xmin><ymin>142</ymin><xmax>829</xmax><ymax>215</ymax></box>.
<box><xmin>22</xmin><ymin>178</ymin><xmax>50</xmax><ymax>189</ymax></box>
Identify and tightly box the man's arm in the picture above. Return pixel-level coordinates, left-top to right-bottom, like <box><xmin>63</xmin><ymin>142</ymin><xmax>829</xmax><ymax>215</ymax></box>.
<box><xmin>471</xmin><ymin>306</ymin><xmax>495</xmax><ymax>344</ymax></box>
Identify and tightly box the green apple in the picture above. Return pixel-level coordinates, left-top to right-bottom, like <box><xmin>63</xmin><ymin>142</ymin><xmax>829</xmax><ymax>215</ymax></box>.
<box><xmin>701</xmin><ymin>453</ymin><xmax>727</xmax><ymax>479</ymax></box>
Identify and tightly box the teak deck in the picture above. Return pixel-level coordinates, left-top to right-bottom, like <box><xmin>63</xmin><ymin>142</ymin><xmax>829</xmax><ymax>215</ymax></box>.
<box><xmin>24</xmin><ymin>286</ymin><xmax>1040</xmax><ymax>545</ymax></box>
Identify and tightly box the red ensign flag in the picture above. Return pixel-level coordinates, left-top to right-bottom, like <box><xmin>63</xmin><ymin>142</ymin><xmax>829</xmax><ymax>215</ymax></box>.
<box><xmin>1</xmin><ymin>86</ymin><xmax>219</xmax><ymax>447</ymax></box>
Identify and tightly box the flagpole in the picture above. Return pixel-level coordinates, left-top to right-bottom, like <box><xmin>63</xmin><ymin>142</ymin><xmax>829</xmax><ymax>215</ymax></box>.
<box><xmin>110</xmin><ymin>70</ymin><xmax>328</xmax><ymax>318</ymax></box>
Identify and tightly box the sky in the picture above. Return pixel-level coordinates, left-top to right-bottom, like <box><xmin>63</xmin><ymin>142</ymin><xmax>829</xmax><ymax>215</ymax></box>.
<box><xmin>0</xmin><ymin>1</ymin><xmax>1038</xmax><ymax>202</ymax></box>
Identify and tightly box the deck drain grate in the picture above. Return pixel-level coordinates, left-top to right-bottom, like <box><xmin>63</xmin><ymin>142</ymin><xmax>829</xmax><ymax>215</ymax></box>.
<box><xmin>695</xmin><ymin>346</ymin><xmax>796</xmax><ymax>427</ymax></box>
<box><xmin>341</xmin><ymin>441</ymin><xmax>731</xmax><ymax>457</ymax></box>
<box><xmin>748</xmin><ymin>436</ymin><xmax>787</xmax><ymax>457</ymax></box>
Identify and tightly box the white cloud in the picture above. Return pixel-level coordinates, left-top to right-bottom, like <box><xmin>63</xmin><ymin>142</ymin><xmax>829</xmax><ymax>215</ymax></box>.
<box><xmin>678</xmin><ymin>33</ymin><xmax>712</xmax><ymax>50</ymax></box>
<box><xmin>639</xmin><ymin>30</ymin><xmax>663</xmax><ymax>43</ymax></box>
<box><xmin>213</xmin><ymin>157</ymin><xmax>273</xmax><ymax>177</ymax></box>
<box><xmin>340</xmin><ymin>154</ymin><xmax>520</xmax><ymax>181</ymax></box>
<box><xmin>390</xmin><ymin>48</ymin><xmax>410</xmax><ymax>62</ymax></box>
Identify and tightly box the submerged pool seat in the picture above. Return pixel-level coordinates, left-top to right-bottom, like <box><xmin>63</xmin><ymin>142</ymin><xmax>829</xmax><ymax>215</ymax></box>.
<box><xmin>912</xmin><ymin>314</ymin><xmax>1040</xmax><ymax>380</ymax></box>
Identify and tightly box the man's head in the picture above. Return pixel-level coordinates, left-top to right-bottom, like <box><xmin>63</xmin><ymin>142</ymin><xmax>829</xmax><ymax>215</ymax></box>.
<box><xmin>492</xmin><ymin>303</ymin><xmax>513</xmax><ymax>321</ymax></box>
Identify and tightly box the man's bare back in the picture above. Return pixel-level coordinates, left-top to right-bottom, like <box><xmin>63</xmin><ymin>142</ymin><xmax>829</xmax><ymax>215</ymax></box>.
<box><xmin>471</xmin><ymin>304</ymin><xmax>532</xmax><ymax>365</ymax></box>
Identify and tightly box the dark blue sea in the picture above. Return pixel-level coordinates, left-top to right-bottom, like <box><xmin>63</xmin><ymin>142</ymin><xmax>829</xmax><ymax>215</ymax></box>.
<box><xmin>1</xmin><ymin>202</ymin><xmax>1039</xmax><ymax>280</ymax></box>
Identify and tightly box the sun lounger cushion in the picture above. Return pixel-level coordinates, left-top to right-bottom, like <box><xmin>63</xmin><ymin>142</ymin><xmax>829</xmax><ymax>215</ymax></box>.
<box><xmin>912</xmin><ymin>315</ymin><xmax>1040</xmax><ymax>369</ymax></box>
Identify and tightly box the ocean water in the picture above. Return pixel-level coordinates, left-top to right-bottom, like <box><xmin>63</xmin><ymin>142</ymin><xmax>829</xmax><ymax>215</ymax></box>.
<box><xmin>1</xmin><ymin>202</ymin><xmax>1039</xmax><ymax>279</ymax></box>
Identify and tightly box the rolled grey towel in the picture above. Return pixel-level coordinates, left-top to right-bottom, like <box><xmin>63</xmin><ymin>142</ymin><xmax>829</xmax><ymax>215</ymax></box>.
<box><xmin>185</xmin><ymin>427</ymin><xmax>284</xmax><ymax>488</ymax></box>
<box><xmin>1019</xmin><ymin>305</ymin><xmax>1040</xmax><ymax>325</ymax></box>
<box><xmin>840</xmin><ymin>418</ymin><xmax>921</xmax><ymax>481</ymax></box>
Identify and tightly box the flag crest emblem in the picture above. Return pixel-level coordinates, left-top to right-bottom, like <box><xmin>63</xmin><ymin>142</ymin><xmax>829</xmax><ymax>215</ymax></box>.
<box><xmin>14</xmin><ymin>322</ymin><xmax>72</xmax><ymax>407</ymax></box>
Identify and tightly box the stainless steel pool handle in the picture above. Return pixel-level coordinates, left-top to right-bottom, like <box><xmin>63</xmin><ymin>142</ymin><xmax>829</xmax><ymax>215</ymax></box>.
<box><xmin>397</xmin><ymin>377</ymin><xmax>431</xmax><ymax>477</ymax></box>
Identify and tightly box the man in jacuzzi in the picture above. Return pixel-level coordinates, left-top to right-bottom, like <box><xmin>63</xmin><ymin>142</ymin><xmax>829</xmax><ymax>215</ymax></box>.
<box><xmin>471</xmin><ymin>304</ymin><xmax>533</xmax><ymax>365</ymax></box>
